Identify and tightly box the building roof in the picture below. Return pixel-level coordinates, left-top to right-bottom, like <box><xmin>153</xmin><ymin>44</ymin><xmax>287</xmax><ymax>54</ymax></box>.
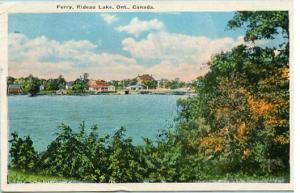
<box><xmin>89</xmin><ymin>80</ymin><xmax>110</xmax><ymax>88</ymax></box>
<box><xmin>66</xmin><ymin>81</ymin><xmax>74</xmax><ymax>86</ymax></box>
<box><xmin>8</xmin><ymin>84</ymin><xmax>21</xmax><ymax>89</ymax></box>
<box><xmin>137</xmin><ymin>74</ymin><xmax>155</xmax><ymax>81</ymax></box>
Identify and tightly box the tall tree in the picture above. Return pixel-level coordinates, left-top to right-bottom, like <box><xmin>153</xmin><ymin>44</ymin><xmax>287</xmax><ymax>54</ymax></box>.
<box><xmin>7</xmin><ymin>76</ymin><xmax>15</xmax><ymax>85</ymax></box>
<box><xmin>23</xmin><ymin>74</ymin><xmax>40</xmax><ymax>96</ymax></box>
<box><xmin>176</xmin><ymin>11</ymin><xmax>289</xmax><ymax>176</ymax></box>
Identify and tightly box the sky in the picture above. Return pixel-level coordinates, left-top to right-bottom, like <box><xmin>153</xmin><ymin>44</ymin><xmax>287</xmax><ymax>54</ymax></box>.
<box><xmin>8</xmin><ymin>12</ymin><xmax>260</xmax><ymax>81</ymax></box>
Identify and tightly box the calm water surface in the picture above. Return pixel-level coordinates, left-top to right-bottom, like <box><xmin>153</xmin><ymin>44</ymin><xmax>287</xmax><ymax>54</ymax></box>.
<box><xmin>8</xmin><ymin>95</ymin><xmax>181</xmax><ymax>152</ymax></box>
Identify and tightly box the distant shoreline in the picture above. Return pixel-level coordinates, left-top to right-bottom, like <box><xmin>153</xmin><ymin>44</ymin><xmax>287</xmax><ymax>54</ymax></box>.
<box><xmin>8</xmin><ymin>92</ymin><xmax>194</xmax><ymax>97</ymax></box>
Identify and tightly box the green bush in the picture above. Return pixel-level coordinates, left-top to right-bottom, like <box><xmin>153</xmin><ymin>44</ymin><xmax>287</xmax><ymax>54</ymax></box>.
<box><xmin>9</xmin><ymin>132</ymin><xmax>39</xmax><ymax>172</ymax></box>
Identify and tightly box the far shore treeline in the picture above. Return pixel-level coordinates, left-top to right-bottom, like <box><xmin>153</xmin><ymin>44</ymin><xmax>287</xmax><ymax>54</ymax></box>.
<box><xmin>8</xmin><ymin>11</ymin><xmax>289</xmax><ymax>183</ymax></box>
<box><xmin>7</xmin><ymin>73</ymin><xmax>194</xmax><ymax>96</ymax></box>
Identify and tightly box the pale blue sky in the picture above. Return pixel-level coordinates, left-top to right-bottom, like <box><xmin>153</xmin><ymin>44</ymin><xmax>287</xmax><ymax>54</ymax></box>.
<box><xmin>8</xmin><ymin>12</ymin><xmax>285</xmax><ymax>81</ymax></box>
<box><xmin>9</xmin><ymin>12</ymin><xmax>244</xmax><ymax>56</ymax></box>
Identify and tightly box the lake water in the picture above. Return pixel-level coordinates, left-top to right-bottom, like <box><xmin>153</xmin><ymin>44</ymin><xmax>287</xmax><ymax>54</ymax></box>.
<box><xmin>8</xmin><ymin>95</ymin><xmax>181</xmax><ymax>152</ymax></box>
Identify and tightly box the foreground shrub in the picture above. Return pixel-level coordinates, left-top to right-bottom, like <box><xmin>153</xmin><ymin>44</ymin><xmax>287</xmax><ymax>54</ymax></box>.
<box><xmin>9</xmin><ymin>132</ymin><xmax>39</xmax><ymax>172</ymax></box>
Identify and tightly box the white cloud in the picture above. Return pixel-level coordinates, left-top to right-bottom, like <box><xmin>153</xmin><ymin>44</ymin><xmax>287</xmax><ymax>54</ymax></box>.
<box><xmin>9</xmin><ymin>33</ymin><xmax>98</xmax><ymax>63</ymax></box>
<box><xmin>145</xmin><ymin>62</ymin><xmax>210</xmax><ymax>82</ymax></box>
<box><xmin>9</xmin><ymin>32</ymin><xmax>244</xmax><ymax>82</ymax></box>
<box><xmin>115</xmin><ymin>17</ymin><xmax>165</xmax><ymax>37</ymax></box>
<box><xmin>122</xmin><ymin>32</ymin><xmax>243</xmax><ymax>61</ymax></box>
<box><xmin>100</xmin><ymin>13</ymin><xmax>119</xmax><ymax>24</ymax></box>
<box><xmin>8</xmin><ymin>33</ymin><xmax>143</xmax><ymax>80</ymax></box>
<box><xmin>122</xmin><ymin>32</ymin><xmax>244</xmax><ymax>81</ymax></box>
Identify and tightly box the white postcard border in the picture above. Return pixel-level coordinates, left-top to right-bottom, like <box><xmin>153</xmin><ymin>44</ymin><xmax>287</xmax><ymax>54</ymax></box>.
<box><xmin>0</xmin><ymin>0</ymin><xmax>294</xmax><ymax>192</ymax></box>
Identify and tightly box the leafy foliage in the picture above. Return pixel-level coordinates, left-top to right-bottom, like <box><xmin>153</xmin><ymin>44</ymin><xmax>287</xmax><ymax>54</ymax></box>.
<box><xmin>71</xmin><ymin>78</ymin><xmax>88</xmax><ymax>93</ymax></box>
<box><xmin>227</xmin><ymin>11</ymin><xmax>289</xmax><ymax>41</ymax></box>
<box><xmin>142</xmin><ymin>80</ymin><xmax>158</xmax><ymax>89</ymax></box>
<box><xmin>9</xmin><ymin>132</ymin><xmax>39</xmax><ymax>172</ymax></box>
<box><xmin>22</xmin><ymin>75</ymin><xmax>40</xmax><ymax>96</ymax></box>
<box><xmin>42</xmin><ymin>75</ymin><xmax>66</xmax><ymax>91</ymax></box>
<box><xmin>10</xmin><ymin>124</ymin><xmax>143</xmax><ymax>182</ymax></box>
<box><xmin>174</xmin><ymin>11</ymin><xmax>289</xmax><ymax>176</ymax></box>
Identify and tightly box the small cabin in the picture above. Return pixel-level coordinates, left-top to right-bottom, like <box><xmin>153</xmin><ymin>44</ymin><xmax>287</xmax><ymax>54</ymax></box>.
<box><xmin>65</xmin><ymin>81</ymin><xmax>74</xmax><ymax>90</ymax></box>
<box><xmin>126</xmin><ymin>85</ymin><xmax>143</xmax><ymax>91</ymax></box>
<box><xmin>8</xmin><ymin>84</ymin><xmax>22</xmax><ymax>95</ymax></box>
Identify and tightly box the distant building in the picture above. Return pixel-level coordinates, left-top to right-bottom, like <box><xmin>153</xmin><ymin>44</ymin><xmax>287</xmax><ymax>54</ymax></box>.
<box><xmin>126</xmin><ymin>85</ymin><xmax>143</xmax><ymax>91</ymax></box>
<box><xmin>8</xmin><ymin>84</ymin><xmax>22</xmax><ymax>95</ymax></box>
<box><xmin>39</xmin><ymin>85</ymin><xmax>44</xmax><ymax>91</ymax></box>
<box><xmin>65</xmin><ymin>81</ymin><xmax>74</xmax><ymax>90</ymax></box>
<box><xmin>136</xmin><ymin>74</ymin><xmax>155</xmax><ymax>84</ymax></box>
<box><xmin>88</xmin><ymin>80</ymin><xmax>115</xmax><ymax>93</ymax></box>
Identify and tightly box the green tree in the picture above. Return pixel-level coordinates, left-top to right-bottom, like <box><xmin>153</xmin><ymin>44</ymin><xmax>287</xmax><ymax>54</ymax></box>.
<box><xmin>121</xmin><ymin>79</ymin><xmax>138</xmax><ymax>88</ymax></box>
<box><xmin>57</xmin><ymin>75</ymin><xmax>66</xmax><ymax>89</ymax></box>
<box><xmin>174</xmin><ymin>11</ymin><xmax>289</xmax><ymax>176</ymax></box>
<box><xmin>228</xmin><ymin>11</ymin><xmax>289</xmax><ymax>42</ymax></box>
<box><xmin>142</xmin><ymin>131</ymin><xmax>184</xmax><ymax>182</ymax></box>
<box><xmin>9</xmin><ymin>132</ymin><xmax>39</xmax><ymax>172</ymax></box>
<box><xmin>72</xmin><ymin>78</ymin><xmax>88</xmax><ymax>93</ymax></box>
<box><xmin>43</xmin><ymin>76</ymin><xmax>66</xmax><ymax>91</ymax></box>
<box><xmin>83</xmin><ymin>73</ymin><xmax>89</xmax><ymax>81</ymax></box>
<box><xmin>142</xmin><ymin>80</ymin><xmax>157</xmax><ymax>89</ymax></box>
<box><xmin>7</xmin><ymin>76</ymin><xmax>15</xmax><ymax>85</ymax></box>
<box><xmin>109</xmin><ymin>80</ymin><xmax>120</xmax><ymax>90</ymax></box>
<box><xmin>23</xmin><ymin>74</ymin><xmax>40</xmax><ymax>96</ymax></box>
<box><xmin>107</xmin><ymin>127</ymin><xmax>144</xmax><ymax>182</ymax></box>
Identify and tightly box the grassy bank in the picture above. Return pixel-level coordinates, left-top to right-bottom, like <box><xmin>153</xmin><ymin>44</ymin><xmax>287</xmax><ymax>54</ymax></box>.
<box><xmin>8</xmin><ymin>169</ymin><xmax>78</xmax><ymax>183</ymax></box>
<box><xmin>8</xmin><ymin>168</ymin><xmax>288</xmax><ymax>183</ymax></box>
<box><xmin>197</xmin><ymin>173</ymin><xmax>289</xmax><ymax>183</ymax></box>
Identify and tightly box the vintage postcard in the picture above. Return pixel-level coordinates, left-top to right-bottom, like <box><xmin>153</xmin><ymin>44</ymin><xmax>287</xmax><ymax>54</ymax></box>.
<box><xmin>0</xmin><ymin>0</ymin><xmax>294</xmax><ymax>192</ymax></box>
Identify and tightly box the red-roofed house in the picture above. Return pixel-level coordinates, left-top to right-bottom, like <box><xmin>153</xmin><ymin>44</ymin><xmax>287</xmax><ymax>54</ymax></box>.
<box><xmin>88</xmin><ymin>80</ymin><xmax>115</xmax><ymax>93</ymax></box>
<box><xmin>136</xmin><ymin>74</ymin><xmax>155</xmax><ymax>84</ymax></box>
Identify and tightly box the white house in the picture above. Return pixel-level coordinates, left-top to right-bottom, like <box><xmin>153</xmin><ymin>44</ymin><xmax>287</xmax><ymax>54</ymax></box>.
<box><xmin>65</xmin><ymin>81</ymin><xmax>74</xmax><ymax>90</ymax></box>
<box><xmin>126</xmin><ymin>85</ymin><xmax>143</xmax><ymax>91</ymax></box>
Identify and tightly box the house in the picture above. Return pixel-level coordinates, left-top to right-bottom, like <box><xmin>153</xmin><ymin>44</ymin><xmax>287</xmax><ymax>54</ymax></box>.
<box><xmin>39</xmin><ymin>85</ymin><xmax>44</xmax><ymax>91</ymax></box>
<box><xmin>8</xmin><ymin>84</ymin><xmax>22</xmax><ymax>95</ymax></box>
<box><xmin>65</xmin><ymin>81</ymin><xmax>74</xmax><ymax>90</ymax></box>
<box><xmin>136</xmin><ymin>74</ymin><xmax>155</xmax><ymax>84</ymax></box>
<box><xmin>88</xmin><ymin>80</ymin><xmax>115</xmax><ymax>93</ymax></box>
<box><xmin>126</xmin><ymin>85</ymin><xmax>143</xmax><ymax>91</ymax></box>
